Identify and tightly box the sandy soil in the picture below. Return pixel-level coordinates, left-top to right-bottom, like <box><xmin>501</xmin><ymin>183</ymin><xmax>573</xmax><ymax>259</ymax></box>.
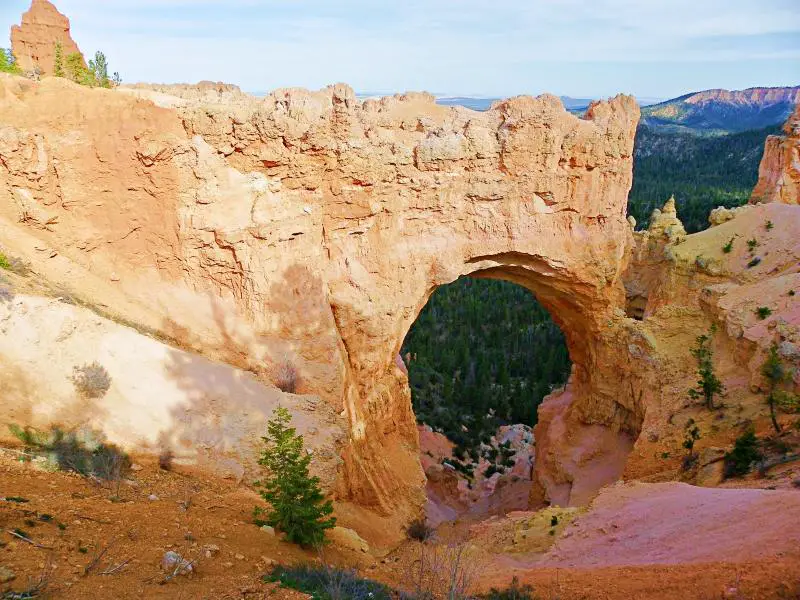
<box><xmin>2</xmin><ymin>453</ymin><xmax>800</xmax><ymax>600</ymax></box>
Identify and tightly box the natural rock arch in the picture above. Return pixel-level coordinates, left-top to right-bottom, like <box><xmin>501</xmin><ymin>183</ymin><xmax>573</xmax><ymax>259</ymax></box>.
<box><xmin>0</xmin><ymin>77</ymin><xmax>647</xmax><ymax>526</ymax></box>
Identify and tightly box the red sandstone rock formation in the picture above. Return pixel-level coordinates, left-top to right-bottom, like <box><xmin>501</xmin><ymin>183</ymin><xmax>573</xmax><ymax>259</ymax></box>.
<box><xmin>10</xmin><ymin>0</ymin><xmax>84</xmax><ymax>76</ymax></box>
<box><xmin>751</xmin><ymin>103</ymin><xmax>800</xmax><ymax>205</ymax></box>
<box><xmin>2</xmin><ymin>75</ymin><xmax>797</xmax><ymax>543</ymax></box>
<box><xmin>0</xmin><ymin>76</ymin><xmax>641</xmax><ymax>526</ymax></box>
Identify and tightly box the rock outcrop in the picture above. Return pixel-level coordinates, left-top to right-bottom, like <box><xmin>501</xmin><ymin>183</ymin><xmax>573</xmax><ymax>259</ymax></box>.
<box><xmin>0</xmin><ymin>74</ymin><xmax>643</xmax><ymax>529</ymax></box>
<box><xmin>751</xmin><ymin>103</ymin><xmax>800</xmax><ymax>205</ymax></box>
<box><xmin>10</xmin><ymin>0</ymin><xmax>84</xmax><ymax>76</ymax></box>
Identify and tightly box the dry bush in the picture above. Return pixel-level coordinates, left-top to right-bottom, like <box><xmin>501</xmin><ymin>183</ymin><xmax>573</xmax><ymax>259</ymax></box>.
<box><xmin>275</xmin><ymin>358</ymin><xmax>299</xmax><ymax>394</ymax></box>
<box><xmin>159</xmin><ymin>448</ymin><xmax>175</xmax><ymax>471</ymax></box>
<box><xmin>72</xmin><ymin>362</ymin><xmax>112</xmax><ymax>399</ymax></box>
<box><xmin>405</xmin><ymin>540</ymin><xmax>480</xmax><ymax>600</ymax></box>
<box><xmin>407</xmin><ymin>518</ymin><xmax>436</xmax><ymax>542</ymax></box>
<box><xmin>0</xmin><ymin>284</ymin><xmax>13</xmax><ymax>304</ymax></box>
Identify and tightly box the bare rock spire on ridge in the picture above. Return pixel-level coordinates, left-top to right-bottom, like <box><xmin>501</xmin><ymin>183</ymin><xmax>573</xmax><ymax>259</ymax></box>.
<box><xmin>10</xmin><ymin>0</ymin><xmax>85</xmax><ymax>76</ymax></box>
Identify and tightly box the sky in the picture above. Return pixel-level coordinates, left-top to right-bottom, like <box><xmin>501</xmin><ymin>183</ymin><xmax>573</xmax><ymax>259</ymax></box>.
<box><xmin>1</xmin><ymin>0</ymin><xmax>799</xmax><ymax>100</ymax></box>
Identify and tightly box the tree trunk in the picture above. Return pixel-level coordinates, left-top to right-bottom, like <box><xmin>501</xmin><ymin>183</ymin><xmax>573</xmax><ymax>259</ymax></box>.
<box><xmin>768</xmin><ymin>392</ymin><xmax>782</xmax><ymax>434</ymax></box>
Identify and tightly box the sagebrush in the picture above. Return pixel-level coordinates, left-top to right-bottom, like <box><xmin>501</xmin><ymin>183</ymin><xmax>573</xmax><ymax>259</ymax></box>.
<box><xmin>72</xmin><ymin>362</ymin><xmax>112</xmax><ymax>399</ymax></box>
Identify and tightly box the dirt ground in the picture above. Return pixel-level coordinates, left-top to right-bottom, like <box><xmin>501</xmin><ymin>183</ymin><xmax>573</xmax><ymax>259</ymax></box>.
<box><xmin>1</xmin><ymin>451</ymin><xmax>800</xmax><ymax>600</ymax></box>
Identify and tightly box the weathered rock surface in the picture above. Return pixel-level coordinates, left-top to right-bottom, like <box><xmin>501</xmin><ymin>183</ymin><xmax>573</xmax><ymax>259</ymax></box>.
<box><xmin>0</xmin><ymin>74</ymin><xmax>643</xmax><ymax>531</ymax></box>
<box><xmin>751</xmin><ymin>102</ymin><xmax>800</xmax><ymax>205</ymax></box>
<box><xmin>0</xmin><ymin>294</ymin><xmax>345</xmax><ymax>487</ymax></box>
<box><xmin>10</xmin><ymin>0</ymin><xmax>84</xmax><ymax>76</ymax></box>
<box><xmin>542</xmin><ymin>482</ymin><xmax>800</xmax><ymax>567</ymax></box>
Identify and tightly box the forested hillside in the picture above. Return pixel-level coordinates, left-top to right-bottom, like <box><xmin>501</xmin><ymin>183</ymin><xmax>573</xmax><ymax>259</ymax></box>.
<box><xmin>628</xmin><ymin>124</ymin><xmax>777</xmax><ymax>232</ymax></box>
<box><xmin>402</xmin><ymin>278</ymin><xmax>570</xmax><ymax>452</ymax></box>
<box><xmin>640</xmin><ymin>86</ymin><xmax>799</xmax><ymax>133</ymax></box>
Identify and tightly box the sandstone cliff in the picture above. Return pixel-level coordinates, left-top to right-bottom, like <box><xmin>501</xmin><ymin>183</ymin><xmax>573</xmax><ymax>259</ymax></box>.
<box><xmin>751</xmin><ymin>103</ymin><xmax>800</xmax><ymax>205</ymax></box>
<box><xmin>10</xmin><ymin>0</ymin><xmax>84</xmax><ymax>76</ymax></box>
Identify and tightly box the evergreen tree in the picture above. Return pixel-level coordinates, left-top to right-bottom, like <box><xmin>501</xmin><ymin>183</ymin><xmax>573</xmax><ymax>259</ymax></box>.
<box><xmin>761</xmin><ymin>343</ymin><xmax>790</xmax><ymax>434</ymax></box>
<box><xmin>89</xmin><ymin>51</ymin><xmax>110</xmax><ymax>88</ymax></box>
<box><xmin>0</xmin><ymin>49</ymin><xmax>21</xmax><ymax>75</ymax></box>
<box><xmin>65</xmin><ymin>52</ymin><xmax>92</xmax><ymax>85</ymax></box>
<box><xmin>403</xmin><ymin>278</ymin><xmax>571</xmax><ymax>454</ymax></box>
<box><xmin>688</xmin><ymin>330</ymin><xmax>724</xmax><ymax>410</ymax></box>
<box><xmin>53</xmin><ymin>41</ymin><xmax>64</xmax><ymax>77</ymax></box>
<box><xmin>254</xmin><ymin>406</ymin><xmax>335</xmax><ymax>548</ymax></box>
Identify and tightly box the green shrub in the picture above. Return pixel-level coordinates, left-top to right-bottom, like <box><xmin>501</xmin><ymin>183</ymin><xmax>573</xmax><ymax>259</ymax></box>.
<box><xmin>765</xmin><ymin>220</ymin><xmax>774</xmax><ymax>231</ymax></box>
<box><xmin>747</xmin><ymin>238</ymin><xmax>759</xmax><ymax>252</ymax></box>
<box><xmin>722</xmin><ymin>237</ymin><xmax>734</xmax><ymax>253</ymax></box>
<box><xmin>264</xmin><ymin>564</ymin><xmax>393</xmax><ymax>600</ymax></box>
<box><xmin>723</xmin><ymin>428</ymin><xmax>762</xmax><ymax>478</ymax></box>
<box><xmin>253</xmin><ymin>407</ymin><xmax>335</xmax><ymax>548</ymax></box>
<box><xmin>755</xmin><ymin>307</ymin><xmax>772</xmax><ymax>320</ymax></box>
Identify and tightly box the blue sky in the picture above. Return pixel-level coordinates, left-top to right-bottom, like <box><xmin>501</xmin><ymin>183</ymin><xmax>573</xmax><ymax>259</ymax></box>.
<box><xmin>2</xmin><ymin>0</ymin><xmax>799</xmax><ymax>99</ymax></box>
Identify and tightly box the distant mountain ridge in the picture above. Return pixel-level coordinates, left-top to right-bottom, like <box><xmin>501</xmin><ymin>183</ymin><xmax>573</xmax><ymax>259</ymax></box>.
<box><xmin>642</xmin><ymin>86</ymin><xmax>800</xmax><ymax>133</ymax></box>
<box><xmin>435</xmin><ymin>95</ymin><xmax>596</xmax><ymax>112</ymax></box>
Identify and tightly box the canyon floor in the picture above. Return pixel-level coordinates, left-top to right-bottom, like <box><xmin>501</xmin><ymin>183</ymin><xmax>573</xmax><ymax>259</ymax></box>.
<box><xmin>2</xmin><ymin>450</ymin><xmax>799</xmax><ymax>600</ymax></box>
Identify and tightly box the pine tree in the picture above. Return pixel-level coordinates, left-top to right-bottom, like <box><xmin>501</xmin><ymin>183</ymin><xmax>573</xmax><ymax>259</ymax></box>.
<box><xmin>254</xmin><ymin>406</ymin><xmax>335</xmax><ymax>548</ymax></box>
<box><xmin>88</xmin><ymin>51</ymin><xmax>110</xmax><ymax>88</ymax></box>
<box><xmin>688</xmin><ymin>330</ymin><xmax>724</xmax><ymax>410</ymax></box>
<box><xmin>761</xmin><ymin>343</ymin><xmax>786</xmax><ymax>434</ymax></box>
<box><xmin>53</xmin><ymin>41</ymin><xmax>64</xmax><ymax>77</ymax></box>
<box><xmin>65</xmin><ymin>52</ymin><xmax>90</xmax><ymax>85</ymax></box>
<box><xmin>0</xmin><ymin>49</ymin><xmax>21</xmax><ymax>75</ymax></box>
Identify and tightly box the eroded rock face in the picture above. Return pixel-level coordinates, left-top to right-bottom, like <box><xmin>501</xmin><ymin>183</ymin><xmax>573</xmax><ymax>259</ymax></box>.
<box><xmin>751</xmin><ymin>103</ymin><xmax>800</xmax><ymax>205</ymax></box>
<box><xmin>0</xmin><ymin>75</ymin><xmax>644</xmax><ymax>525</ymax></box>
<box><xmin>10</xmin><ymin>0</ymin><xmax>84</xmax><ymax>76</ymax></box>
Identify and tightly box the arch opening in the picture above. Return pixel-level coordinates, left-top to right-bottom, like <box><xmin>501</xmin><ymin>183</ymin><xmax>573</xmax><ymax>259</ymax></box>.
<box><xmin>401</xmin><ymin>273</ymin><xmax>575</xmax><ymax>523</ymax></box>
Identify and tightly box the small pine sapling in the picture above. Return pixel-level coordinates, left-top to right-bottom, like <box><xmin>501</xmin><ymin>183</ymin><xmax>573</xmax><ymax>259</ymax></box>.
<box><xmin>254</xmin><ymin>407</ymin><xmax>335</xmax><ymax>548</ymax></box>
<box><xmin>688</xmin><ymin>329</ymin><xmax>724</xmax><ymax>411</ymax></box>
<box><xmin>681</xmin><ymin>418</ymin><xmax>701</xmax><ymax>470</ymax></box>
